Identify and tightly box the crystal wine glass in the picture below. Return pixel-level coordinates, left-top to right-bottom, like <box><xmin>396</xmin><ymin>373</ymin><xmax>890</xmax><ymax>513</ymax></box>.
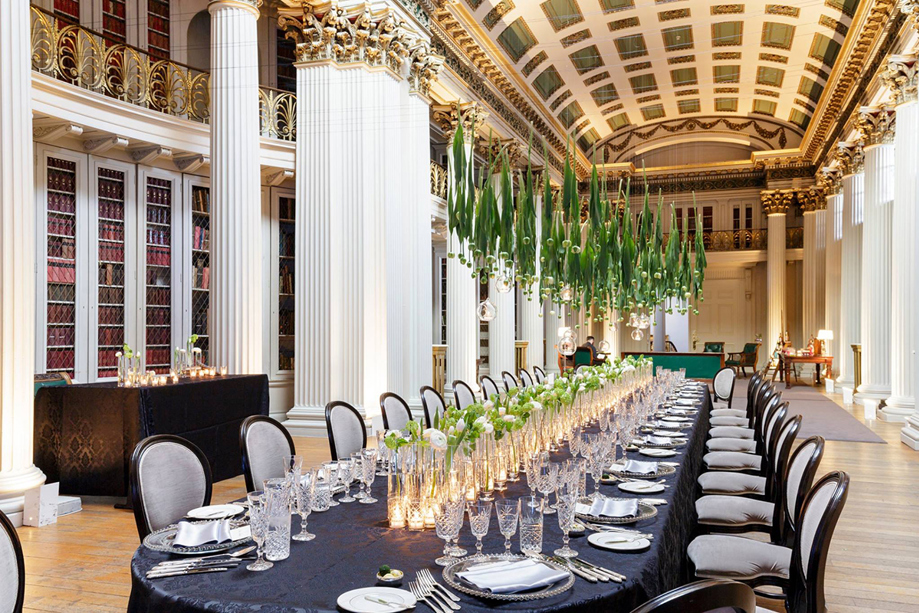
<box><xmin>554</xmin><ymin>481</ymin><xmax>578</xmax><ymax>558</ymax></box>
<box><xmin>495</xmin><ymin>498</ymin><xmax>520</xmax><ymax>555</ymax></box>
<box><xmin>434</xmin><ymin>498</ymin><xmax>465</xmax><ymax>565</ymax></box>
<box><xmin>337</xmin><ymin>459</ymin><xmax>356</xmax><ymax>503</ymax></box>
<box><xmin>323</xmin><ymin>461</ymin><xmax>340</xmax><ymax>507</ymax></box>
<box><xmin>351</xmin><ymin>452</ymin><xmax>366</xmax><ymax>500</ymax></box>
<box><xmin>467</xmin><ymin>501</ymin><xmax>492</xmax><ymax>557</ymax></box>
<box><xmin>246</xmin><ymin>493</ymin><xmax>273</xmax><ymax>571</ymax></box>
<box><xmin>360</xmin><ymin>448</ymin><xmax>378</xmax><ymax>504</ymax></box>
<box><xmin>537</xmin><ymin>459</ymin><xmax>558</xmax><ymax>515</ymax></box>
<box><xmin>292</xmin><ymin>471</ymin><xmax>315</xmax><ymax>542</ymax></box>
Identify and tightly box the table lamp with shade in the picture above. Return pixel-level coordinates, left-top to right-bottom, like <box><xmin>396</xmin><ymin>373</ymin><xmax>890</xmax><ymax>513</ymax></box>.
<box><xmin>817</xmin><ymin>329</ymin><xmax>833</xmax><ymax>356</ymax></box>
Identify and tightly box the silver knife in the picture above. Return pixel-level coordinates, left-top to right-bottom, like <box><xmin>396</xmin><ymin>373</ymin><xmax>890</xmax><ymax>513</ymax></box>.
<box><xmin>147</xmin><ymin>566</ymin><xmax>232</xmax><ymax>579</ymax></box>
<box><xmin>152</xmin><ymin>560</ymin><xmax>243</xmax><ymax>572</ymax></box>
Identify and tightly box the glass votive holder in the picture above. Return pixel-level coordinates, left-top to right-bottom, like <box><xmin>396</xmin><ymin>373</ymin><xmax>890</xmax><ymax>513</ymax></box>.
<box><xmin>388</xmin><ymin>497</ymin><xmax>406</xmax><ymax>528</ymax></box>
<box><xmin>407</xmin><ymin>500</ymin><xmax>424</xmax><ymax>530</ymax></box>
<box><xmin>219</xmin><ymin>366</ymin><xmax>228</xmax><ymax>376</ymax></box>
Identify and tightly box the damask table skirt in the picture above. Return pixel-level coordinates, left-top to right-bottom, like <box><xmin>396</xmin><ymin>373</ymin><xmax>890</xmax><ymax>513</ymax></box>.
<box><xmin>34</xmin><ymin>375</ymin><xmax>269</xmax><ymax>497</ymax></box>
<box><xmin>127</xmin><ymin>389</ymin><xmax>711</xmax><ymax>613</ymax></box>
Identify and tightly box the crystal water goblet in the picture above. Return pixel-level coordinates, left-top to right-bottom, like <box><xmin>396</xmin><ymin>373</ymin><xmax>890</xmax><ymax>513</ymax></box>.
<box><xmin>323</xmin><ymin>461</ymin><xmax>340</xmax><ymax>507</ymax></box>
<box><xmin>467</xmin><ymin>501</ymin><xmax>492</xmax><ymax>557</ymax></box>
<box><xmin>360</xmin><ymin>448</ymin><xmax>378</xmax><ymax>504</ymax></box>
<box><xmin>292</xmin><ymin>471</ymin><xmax>315</xmax><ymax>542</ymax></box>
<box><xmin>495</xmin><ymin>498</ymin><xmax>520</xmax><ymax>555</ymax></box>
<box><xmin>554</xmin><ymin>482</ymin><xmax>578</xmax><ymax>558</ymax></box>
<box><xmin>537</xmin><ymin>459</ymin><xmax>558</xmax><ymax>514</ymax></box>
<box><xmin>246</xmin><ymin>493</ymin><xmax>273</xmax><ymax>571</ymax></box>
<box><xmin>434</xmin><ymin>499</ymin><xmax>465</xmax><ymax>566</ymax></box>
<box><xmin>337</xmin><ymin>459</ymin><xmax>356</xmax><ymax>503</ymax></box>
<box><xmin>351</xmin><ymin>452</ymin><xmax>366</xmax><ymax>500</ymax></box>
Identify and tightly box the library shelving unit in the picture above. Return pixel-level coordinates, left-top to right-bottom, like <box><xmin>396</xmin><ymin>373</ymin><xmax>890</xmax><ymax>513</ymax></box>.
<box><xmin>54</xmin><ymin>0</ymin><xmax>80</xmax><ymax>21</ymax></box>
<box><xmin>277</xmin><ymin>195</ymin><xmax>295</xmax><ymax>372</ymax></box>
<box><xmin>147</xmin><ymin>0</ymin><xmax>170</xmax><ymax>59</ymax></box>
<box><xmin>143</xmin><ymin>175</ymin><xmax>174</xmax><ymax>374</ymax></box>
<box><xmin>189</xmin><ymin>181</ymin><xmax>211</xmax><ymax>366</ymax></box>
<box><xmin>102</xmin><ymin>0</ymin><xmax>127</xmax><ymax>43</ymax></box>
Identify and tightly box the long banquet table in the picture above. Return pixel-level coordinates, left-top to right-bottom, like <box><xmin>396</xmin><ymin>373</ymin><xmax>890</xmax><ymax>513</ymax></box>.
<box><xmin>128</xmin><ymin>388</ymin><xmax>711</xmax><ymax>613</ymax></box>
<box><xmin>34</xmin><ymin>375</ymin><xmax>270</xmax><ymax>498</ymax></box>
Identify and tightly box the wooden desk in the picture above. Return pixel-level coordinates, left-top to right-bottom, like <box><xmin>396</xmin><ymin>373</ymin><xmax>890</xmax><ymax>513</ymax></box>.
<box><xmin>780</xmin><ymin>355</ymin><xmax>833</xmax><ymax>388</ymax></box>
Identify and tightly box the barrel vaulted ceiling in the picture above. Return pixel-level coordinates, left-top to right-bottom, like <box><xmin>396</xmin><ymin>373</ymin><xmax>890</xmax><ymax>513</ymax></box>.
<box><xmin>447</xmin><ymin>0</ymin><xmax>860</xmax><ymax>164</ymax></box>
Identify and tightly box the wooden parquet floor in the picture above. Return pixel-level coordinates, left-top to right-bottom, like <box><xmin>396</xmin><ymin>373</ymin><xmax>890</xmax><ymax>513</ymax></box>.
<box><xmin>15</xmin><ymin>393</ymin><xmax>919</xmax><ymax>612</ymax></box>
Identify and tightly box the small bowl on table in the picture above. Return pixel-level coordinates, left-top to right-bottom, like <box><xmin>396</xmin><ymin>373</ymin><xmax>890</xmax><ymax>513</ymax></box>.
<box><xmin>376</xmin><ymin>569</ymin><xmax>404</xmax><ymax>586</ymax></box>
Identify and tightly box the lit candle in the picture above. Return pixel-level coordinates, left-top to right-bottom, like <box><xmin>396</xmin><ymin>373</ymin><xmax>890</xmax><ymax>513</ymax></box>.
<box><xmin>389</xmin><ymin>500</ymin><xmax>405</xmax><ymax>528</ymax></box>
<box><xmin>219</xmin><ymin>366</ymin><xmax>227</xmax><ymax>376</ymax></box>
<box><xmin>408</xmin><ymin>509</ymin><xmax>424</xmax><ymax>531</ymax></box>
<box><xmin>209</xmin><ymin>368</ymin><xmax>216</xmax><ymax>376</ymax></box>
<box><xmin>172</xmin><ymin>374</ymin><xmax>179</xmax><ymax>384</ymax></box>
<box><xmin>423</xmin><ymin>502</ymin><xmax>436</xmax><ymax>529</ymax></box>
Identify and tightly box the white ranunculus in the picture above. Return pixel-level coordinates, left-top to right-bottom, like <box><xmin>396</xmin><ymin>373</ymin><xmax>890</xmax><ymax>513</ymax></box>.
<box><xmin>498</xmin><ymin>406</ymin><xmax>506</xmax><ymax>416</ymax></box>
<box><xmin>622</xmin><ymin>364</ymin><xmax>636</xmax><ymax>373</ymax></box>
<box><xmin>484</xmin><ymin>423</ymin><xmax>494</xmax><ymax>433</ymax></box>
<box><xmin>474</xmin><ymin>415</ymin><xmax>487</xmax><ymax>426</ymax></box>
<box><xmin>424</xmin><ymin>429</ymin><xmax>448</xmax><ymax>450</ymax></box>
<box><xmin>531</xmin><ymin>401</ymin><xmax>544</xmax><ymax>411</ymax></box>
<box><xmin>484</xmin><ymin>400</ymin><xmax>495</xmax><ymax>410</ymax></box>
<box><xmin>502</xmin><ymin>415</ymin><xmax>516</xmax><ymax>423</ymax></box>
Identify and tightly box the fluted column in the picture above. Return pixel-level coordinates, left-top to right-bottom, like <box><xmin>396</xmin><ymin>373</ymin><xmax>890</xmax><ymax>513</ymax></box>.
<box><xmin>802</xmin><ymin>188</ymin><xmax>826</xmax><ymax>341</ymax></box>
<box><xmin>764</xmin><ymin>190</ymin><xmax>790</xmax><ymax>351</ymax></box>
<box><xmin>488</xmin><ymin>170</ymin><xmax>516</xmax><ymax>383</ymax></box>
<box><xmin>604</xmin><ymin>311</ymin><xmax>621</xmax><ymax>359</ymax></box>
<box><xmin>209</xmin><ymin>0</ymin><xmax>263</xmax><ymax>373</ymax></box>
<box><xmin>518</xmin><ymin>186</ymin><xmax>544</xmax><ymax>373</ymax></box>
<box><xmin>544</xmin><ymin>302</ymin><xmax>564</xmax><ymax>375</ymax></box>
<box><xmin>836</xmin><ymin>142</ymin><xmax>864</xmax><ymax>398</ymax></box>
<box><xmin>855</xmin><ymin>108</ymin><xmax>895</xmax><ymax>406</ymax></box>
<box><xmin>883</xmin><ymin>57</ymin><xmax>918</xmax><ymax>421</ymax></box>
<box><xmin>822</xmin><ymin>170</ymin><xmax>843</xmax><ymax>389</ymax></box>
<box><xmin>0</xmin><ymin>0</ymin><xmax>46</xmax><ymax>524</ymax></box>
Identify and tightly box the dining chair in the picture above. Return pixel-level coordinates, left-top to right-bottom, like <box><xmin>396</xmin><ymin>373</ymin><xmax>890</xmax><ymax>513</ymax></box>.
<box><xmin>239</xmin><ymin>415</ymin><xmax>296</xmax><ymax>493</ymax></box>
<box><xmin>703</xmin><ymin>402</ymin><xmax>787</xmax><ymax>473</ymax></box>
<box><xmin>129</xmin><ymin>435</ymin><xmax>213</xmax><ymax>541</ymax></box>
<box><xmin>688</xmin><ymin>471</ymin><xmax>850</xmax><ymax>613</ymax></box>
<box><xmin>711</xmin><ymin>367</ymin><xmax>737</xmax><ymax>409</ymax></box>
<box><xmin>709</xmin><ymin>387</ymin><xmax>777</xmax><ymax>446</ymax></box>
<box><xmin>711</xmin><ymin>384</ymin><xmax>775</xmax><ymax>430</ymax></box>
<box><xmin>533</xmin><ymin>366</ymin><xmax>546</xmax><ymax>383</ymax></box>
<box><xmin>0</xmin><ymin>509</ymin><xmax>25</xmax><ymax>613</ymax></box>
<box><xmin>628</xmin><ymin>579</ymin><xmax>756</xmax><ymax>613</ymax></box>
<box><xmin>501</xmin><ymin>371</ymin><xmax>519</xmax><ymax>392</ymax></box>
<box><xmin>452</xmin><ymin>380</ymin><xmax>476</xmax><ymax>411</ymax></box>
<box><xmin>325</xmin><ymin>401</ymin><xmax>367</xmax><ymax>461</ymax></box>
<box><xmin>420</xmin><ymin>385</ymin><xmax>446</xmax><ymax>429</ymax></box>
<box><xmin>519</xmin><ymin>369</ymin><xmax>535</xmax><ymax>388</ymax></box>
<box><xmin>480</xmin><ymin>375</ymin><xmax>501</xmax><ymax>400</ymax></box>
<box><xmin>707</xmin><ymin>395</ymin><xmax>782</xmax><ymax>454</ymax></box>
<box><xmin>380</xmin><ymin>392</ymin><xmax>413</xmax><ymax>431</ymax></box>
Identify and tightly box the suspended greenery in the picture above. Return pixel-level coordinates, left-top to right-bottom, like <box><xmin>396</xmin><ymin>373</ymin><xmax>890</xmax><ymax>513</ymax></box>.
<box><xmin>445</xmin><ymin>108</ymin><xmax>706</xmax><ymax>330</ymax></box>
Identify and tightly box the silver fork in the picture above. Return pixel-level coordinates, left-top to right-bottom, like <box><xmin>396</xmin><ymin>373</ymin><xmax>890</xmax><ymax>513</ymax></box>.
<box><xmin>418</xmin><ymin>568</ymin><xmax>461</xmax><ymax>605</ymax></box>
<box><xmin>409</xmin><ymin>580</ymin><xmax>449</xmax><ymax>613</ymax></box>
<box><xmin>414</xmin><ymin>573</ymin><xmax>459</xmax><ymax>611</ymax></box>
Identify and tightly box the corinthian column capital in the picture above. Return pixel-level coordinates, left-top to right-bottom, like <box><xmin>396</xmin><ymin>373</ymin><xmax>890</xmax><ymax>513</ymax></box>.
<box><xmin>856</xmin><ymin>106</ymin><xmax>896</xmax><ymax>146</ymax></box>
<box><xmin>433</xmin><ymin>102</ymin><xmax>489</xmax><ymax>143</ymax></box>
<box><xmin>837</xmin><ymin>141</ymin><xmax>865</xmax><ymax>175</ymax></box>
<box><xmin>884</xmin><ymin>54</ymin><xmax>918</xmax><ymax>105</ymax></box>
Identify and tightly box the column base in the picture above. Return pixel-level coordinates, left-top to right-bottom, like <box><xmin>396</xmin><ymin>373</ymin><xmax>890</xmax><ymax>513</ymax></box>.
<box><xmin>878</xmin><ymin>395</ymin><xmax>915</xmax><ymax>423</ymax></box>
<box><xmin>825</xmin><ymin>378</ymin><xmax>836</xmax><ymax>394</ymax></box>
<box><xmin>901</xmin><ymin>415</ymin><xmax>919</xmax><ymax>450</ymax></box>
<box><xmin>855</xmin><ymin>383</ymin><xmax>891</xmax><ymax>406</ymax></box>
<box><xmin>0</xmin><ymin>465</ymin><xmax>48</xmax><ymax>526</ymax></box>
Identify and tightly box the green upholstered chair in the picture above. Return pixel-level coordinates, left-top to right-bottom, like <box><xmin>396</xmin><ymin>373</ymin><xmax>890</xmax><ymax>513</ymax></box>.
<box><xmin>34</xmin><ymin>372</ymin><xmax>71</xmax><ymax>396</ymax></box>
<box><xmin>573</xmin><ymin>347</ymin><xmax>593</xmax><ymax>368</ymax></box>
<box><xmin>726</xmin><ymin>343</ymin><xmax>761</xmax><ymax>377</ymax></box>
<box><xmin>704</xmin><ymin>342</ymin><xmax>726</xmax><ymax>353</ymax></box>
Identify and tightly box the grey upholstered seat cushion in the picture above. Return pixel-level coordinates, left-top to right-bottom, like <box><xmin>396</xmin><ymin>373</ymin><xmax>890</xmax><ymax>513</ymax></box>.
<box><xmin>706</xmin><ymin>437</ymin><xmax>757</xmax><ymax>453</ymax></box>
<box><xmin>0</xmin><ymin>524</ymin><xmax>18</xmax><ymax>613</ymax></box>
<box><xmin>245</xmin><ymin>420</ymin><xmax>291</xmax><ymax>490</ymax></box>
<box><xmin>138</xmin><ymin>441</ymin><xmax>208</xmax><ymax>533</ymax></box>
<box><xmin>711</xmin><ymin>408</ymin><xmax>747</xmax><ymax>418</ymax></box>
<box><xmin>709</xmin><ymin>425</ymin><xmax>755</xmax><ymax>439</ymax></box>
<box><xmin>328</xmin><ymin>406</ymin><xmax>365</xmax><ymax>460</ymax></box>
<box><xmin>698</xmin><ymin>471</ymin><xmax>767</xmax><ymax>496</ymax></box>
<box><xmin>710</xmin><ymin>416</ymin><xmax>750</xmax><ymax>427</ymax></box>
<box><xmin>703</xmin><ymin>451</ymin><xmax>762</xmax><ymax>471</ymax></box>
<box><xmin>382</xmin><ymin>396</ymin><xmax>411</xmax><ymax>431</ymax></box>
<box><xmin>696</xmin><ymin>495</ymin><xmax>774</xmax><ymax>527</ymax></box>
<box><xmin>688</xmin><ymin>534</ymin><xmax>791</xmax><ymax>581</ymax></box>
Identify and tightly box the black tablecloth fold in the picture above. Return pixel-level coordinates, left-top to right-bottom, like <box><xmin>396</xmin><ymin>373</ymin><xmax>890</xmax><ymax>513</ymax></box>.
<box><xmin>35</xmin><ymin>375</ymin><xmax>270</xmax><ymax>497</ymax></box>
<box><xmin>128</xmin><ymin>388</ymin><xmax>711</xmax><ymax>613</ymax></box>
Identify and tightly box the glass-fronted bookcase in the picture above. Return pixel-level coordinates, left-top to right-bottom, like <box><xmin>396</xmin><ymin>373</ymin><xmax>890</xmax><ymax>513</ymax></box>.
<box><xmin>269</xmin><ymin>187</ymin><xmax>295</xmax><ymax>378</ymax></box>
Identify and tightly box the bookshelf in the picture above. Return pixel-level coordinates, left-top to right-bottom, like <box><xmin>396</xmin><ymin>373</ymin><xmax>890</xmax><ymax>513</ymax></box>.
<box><xmin>147</xmin><ymin>0</ymin><xmax>170</xmax><ymax>59</ymax></box>
<box><xmin>144</xmin><ymin>176</ymin><xmax>173</xmax><ymax>373</ymax></box>
<box><xmin>54</xmin><ymin>0</ymin><xmax>80</xmax><ymax>21</ymax></box>
<box><xmin>102</xmin><ymin>0</ymin><xmax>127</xmax><ymax>43</ymax></box>
<box><xmin>45</xmin><ymin>156</ymin><xmax>79</xmax><ymax>378</ymax></box>
<box><xmin>190</xmin><ymin>184</ymin><xmax>211</xmax><ymax>365</ymax></box>
<box><xmin>276</xmin><ymin>25</ymin><xmax>297</xmax><ymax>92</ymax></box>
<box><xmin>278</xmin><ymin>196</ymin><xmax>295</xmax><ymax>372</ymax></box>
<box><xmin>95</xmin><ymin>165</ymin><xmax>127</xmax><ymax>378</ymax></box>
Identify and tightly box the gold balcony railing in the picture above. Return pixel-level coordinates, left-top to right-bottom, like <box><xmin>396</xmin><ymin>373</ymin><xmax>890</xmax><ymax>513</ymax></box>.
<box><xmin>663</xmin><ymin>229</ymin><xmax>769</xmax><ymax>252</ymax></box>
<box><xmin>785</xmin><ymin>227</ymin><xmax>804</xmax><ymax>249</ymax></box>
<box><xmin>430</xmin><ymin>160</ymin><xmax>448</xmax><ymax>199</ymax></box>
<box><xmin>30</xmin><ymin>5</ymin><xmax>296</xmax><ymax>142</ymax></box>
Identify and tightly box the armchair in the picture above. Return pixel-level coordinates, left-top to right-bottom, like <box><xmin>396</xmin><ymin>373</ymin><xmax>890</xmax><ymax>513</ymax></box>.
<box><xmin>725</xmin><ymin>342</ymin><xmax>760</xmax><ymax>377</ymax></box>
<box><xmin>703</xmin><ymin>341</ymin><xmax>725</xmax><ymax>353</ymax></box>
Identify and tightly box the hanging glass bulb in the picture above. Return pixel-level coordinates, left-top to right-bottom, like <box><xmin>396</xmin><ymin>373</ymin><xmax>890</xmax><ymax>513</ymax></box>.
<box><xmin>477</xmin><ymin>299</ymin><xmax>497</xmax><ymax>322</ymax></box>
<box><xmin>638</xmin><ymin>313</ymin><xmax>650</xmax><ymax>329</ymax></box>
<box><xmin>563</xmin><ymin>327</ymin><xmax>577</xmax><ymax>341</ymax></box>
<box><xmin>631</xmin><ymin>328</ymin><xmax>644</xmax><ymax>341</ymax></box>
<box><xmin>611</xmin><ymin>320</ymin><xmax>619</xmax><ymax>332</ymax></box>
<box><xmin>559</xmin><ymin>337</ymin><xmax>577</xmax><ymax>356</ymax></box>
<box><xmin>598</xmin><ymin>340</ymin><xmax>611</xmax><ymax>354</ymax></box>
<box><xmin>560</xmin><ymin>286</ymin><xmax>574</xmax><ymax>303</ymax></box>
<box><xmin>495</xmin><ymin>274</ymin><xmax>513</xmax><ymax>294</ymax></box>
<box><xmin>628</xmin><ymin>312</ymin><xmax>639</xmax><ymax>328</ymax></box>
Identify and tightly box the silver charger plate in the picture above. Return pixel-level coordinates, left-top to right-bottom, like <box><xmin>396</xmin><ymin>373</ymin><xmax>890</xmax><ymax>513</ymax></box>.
<box><xmin>607</xmin><ymin>464</ymin><xmax>676</xmax><ymax>480</ymax></box>
<box><xmin>142</xmin><ymin>519</ymin><xmax>251</xmax><ymax>555</ymax></box>
<box><xmin>575</xmin><ymin>498</ymin><xmax>658</xmax><ymax>525</ymax></box>
<box><xmin>441</xmin><ymin>554</ymin><xmax>575</xmax><ymax>602</ymax></box>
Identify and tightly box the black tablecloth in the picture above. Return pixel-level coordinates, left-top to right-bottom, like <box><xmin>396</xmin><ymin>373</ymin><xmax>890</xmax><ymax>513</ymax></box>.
<box><xmin>128</xmin><ymin>387</ymin><xmax>711</xmax><ymax>613</ymax></box>
<box><xmin>34</xmin><ymin>375</ymin><xmax>269</xmax><ymax>497</ymax></box>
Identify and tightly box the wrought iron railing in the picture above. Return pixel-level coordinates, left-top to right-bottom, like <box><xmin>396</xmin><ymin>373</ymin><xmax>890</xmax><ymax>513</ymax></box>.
<box><xmin>30</xmin><ymin>5</ymin><xmax>295</xmax><ymax>142</ymax></box>
<box><xmin>785</xmin><ymin>227</ymin><xmax>804</xmax><ymax>249</ymax></box>
<box><xmin>430</xmin><ymin>160</ymin><xmax>448</xmax><ymax>199</ymax></box>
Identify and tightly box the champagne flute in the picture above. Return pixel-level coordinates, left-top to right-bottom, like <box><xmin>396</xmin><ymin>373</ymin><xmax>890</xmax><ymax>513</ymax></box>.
<box><xmin>351</xmin><ymin>452</ymin><xmax>366</xmax><ymax>500</ymax></box>
<box><xmin>323</xmin><ymin>461</ymin><xmax>340</xmax><ymax>507</ymax></box>
<box><xmin>360</xmin><ymin>448</ymin><xmax>378</xmax><ymax>504</ymax></box>
<box><xmin>554</xmin><ymin>481</ymin><xmax>578</xmax><ymax>558</ymax></box>
<box><xmin>337</xmin><ymin>459</ymin><xmax>356</xmax><ymax>503</ymax></box>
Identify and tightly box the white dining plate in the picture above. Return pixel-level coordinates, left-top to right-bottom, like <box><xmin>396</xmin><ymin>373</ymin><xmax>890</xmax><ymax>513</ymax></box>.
<box><xmin>186</xmin><ymin>504</ymin><xmax>244</xmax><ymax>520</ymax></box>
<box><xmin>618</xmin><ymin>481</ymin><xmax>665</xmax><ymax>494</ymax></box>
<box><xmin>337</xmin><ymin>587</ymin><xmax>417</xmax><ymax>613</ymax></box>
<box><xmin>640</xmin><ymin>448</ymin><xmax>677</xmax><ymax>458</ymax></box>
<box><xmin>662</xmin><ymin>416</ymin><xmax>692</xmax><ymax>422</ymax></box>
<box><xmin>588</xmin><ymin>532</ymin><xmax>651</xmax><ymax>552</ymax></box>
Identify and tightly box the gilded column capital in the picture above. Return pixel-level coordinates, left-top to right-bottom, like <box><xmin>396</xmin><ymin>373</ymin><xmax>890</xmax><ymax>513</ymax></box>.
<box><xmin>408</xmin><ymin>43</ymin><xmax>444</xmax><ymax>98</ymax></box>
<box><xmin>856</xmin><ymin>106</ymin><xmax>896</xmax><ymax>146</ymax></box>
<box><xmin>836</xmin><ymin>141</ymin><xmax>865</xmax><ymax>175</ymax></box>
<box><xmin>883</xmin><ymin>54</ymin><xmax>918</xmax><ymax>105</ymax></box>
<box><xmin>761</xmin><ymin>190</ymin><xmax>789</xmax><ymax>216</ymax></box>
<box><xmin>432</xmin><ymin>102</ymin><xmax>489</xmax><ymax>143</ymax></box>
<box><xmin>899</xmin><ymin>0</ymin><xmax>919</xmax><ymax>21</ymax></box>
<box><xmin>800</xmin><ymin>187</ymin><xmax>826</xmax><ymax>213</ymax></box>
<box><xmin>819</xmin><ymin>167</ymin><xmax>843</xmax><ymax>195</ymax></box>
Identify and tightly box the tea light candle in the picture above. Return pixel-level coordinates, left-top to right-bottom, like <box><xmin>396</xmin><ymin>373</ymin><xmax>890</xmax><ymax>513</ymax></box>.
<box><xmin>389</xmin><ymin>499</ymin><xmax>405</xmax><ymax>529</ymax></box>
<box><xmin>172</xmin><ymin>374</ymin><xmax>179</xmax><ymax>384</ymax></box>
<box><xmin>219</xmin><ymin>366</ymin><xmax>227</xmax><ymax>376</ymax></box>
<box><xmin>423</xmin><ymin>503</ymin><xmax>436</xmax><ymax>529</ymax></box>
<box><xmin>408</xmin><ymin>508</ymin><xmax>424</xmax><ymax>531</ymax></box>
<box><xmin>209</xmin><ymin>368</ymin><xmax>216</xmax><ymax>376</ymax></box>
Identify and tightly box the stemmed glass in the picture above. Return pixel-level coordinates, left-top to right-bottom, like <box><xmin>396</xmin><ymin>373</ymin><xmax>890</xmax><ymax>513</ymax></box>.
<box><xmin>495</xmin><ymin>499</ymin><xmax>520</xmax><ymax>555</ymax></box>
<box><xmin>292</xmin><ymin>471</ymin><xmax>315</xmax><ymax>541</ymax></box>
<box><xmin>351</xmin><ymin>452</ymin><xmax>366</xmax><ymax>500</ymax></box>
<box><xmin>337</xmin><ymin>459</ymin><xmax>356</xmax><ymax>503</ymax></box>
<box><xmin>323</xmin><ymin>461</ymin><xmax>340</xmax><ymax>507</ymax></box>
<box><xmin>554</xmin><ymin>481</ymin><xmax>578</xmax><ymax>558</ymax></box>
<box><xmin>360</xmin><ymin>448</ymin><xmax>378</xmax><ymax>504</ymax></box>
<box><xmin>537</xmin><ymin>458</ymin><xmax>558</xmax><ymax>515</ymax></box>
<box><xmin>434</xmin><ymin>499</ymin><xmax>465</xmax><ymax>566</ymax></box>
<box><xmin>467</xmin><ymin>501</ymin><xmax>492</xmax><ymax>557</ymax></box>
<box><xmin>246</xmin><ymin>493</ymin><xmax>273</xmax><ymax>571</ymax></box>
<box><xmin>587</xmin><ymin>435</ymin><xmax>607</xmax><ymax>499</ymax></box>
<box><xmin>525</xmin><ymin>453</ymin><xmax>541</xmax><ymax>498</ymax></box>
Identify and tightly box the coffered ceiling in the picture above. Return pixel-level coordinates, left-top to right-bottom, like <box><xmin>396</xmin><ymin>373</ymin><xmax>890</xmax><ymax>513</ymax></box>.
<box><xmin>449</xmin><ymin>0</ymin><xmax>859</xmax><ymax>163</ymax></box>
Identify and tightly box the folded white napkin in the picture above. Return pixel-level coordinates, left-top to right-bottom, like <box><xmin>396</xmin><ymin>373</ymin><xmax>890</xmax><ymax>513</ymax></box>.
<box><xmin>173</xmin><ymin>520</ymin><xmax>233</xmax><ymax>547</ymax></box>
<box><xmin>456</xmin><ymin>559</ymin><xmax>569</xmax><ymax>594</ymax></box>
<box><xmin>576</xmin><ymin>497</ymin><xmax>639</xmax><ymax>518</ymax></box>
<box><xmin>624</xmin><ymin>460</ymin><xmax>659</xmax><ymax>474</ymax></box>
<box><xmin>644</xmin><ymin>435</ymin><xmax>672</xmax><ymax>446</ymax></box>
<box><xmin>675</xmin><ymin>399</ymin><xmax>696</xmax><ymax>405</ymax></box>
<box><xmin>653</xmin><ymin>430</ymin><xmax>684</xmax><ymax>438</ymax></box>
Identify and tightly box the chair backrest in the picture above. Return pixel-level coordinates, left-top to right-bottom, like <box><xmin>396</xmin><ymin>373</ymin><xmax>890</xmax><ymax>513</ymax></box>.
<box><xmin>0</xmin><ymin>510</ymin><xmax>25</xmax><ymax>613</ymax></box>
<box><xmin>501</xmin><ymin>371</ymin><xmax>519</xmax><ymax>392</ymax></box>
<box><xmin>628</xmin><ymin>579</ymin><xmax>756</xmax><ymax>613</ymax></box>
<box><xmin>789</xmin><ymin>471</ymin><xmax>850</xmax><ymax>613</ymax></box>
<box><xmin>239</xmin><ymin>415</ymin><xmax>296</xmax><ymax>493</ymax></box>
<box><xmin>747</xmin><ymin>372</ymin><xmax>763</xmax><ymax>405</ymax></box>
<box><xmin>33</xmin><ymin>372</ymin><xmax>71</xmax><ymax>397</ymax></box>
<box><xmin>751</xmin><ymin>385</ymin><xmax>777</xmax><ymax>429</ymax></box>
<box><xmin>781</xmin><ymin>436</ymin><xmax>825</xmax><ymax>544</ymax></box>
<box><xmin>130</xmin><ymin>435</ymin><xmax>212</xmax><ymax>540</ymax></box>
<box><xmin>573</xmin><ymin>347</ymin><xmax>593</xmax><ymax>366</ymax></box>
<box><xmin>324</xmin><ymin>401</ymin><xmax>367</xmax><ymax>461</ymax></box>
<box><xmin>743</xmin><ymin>342</ymin><xmax>759</xmax><ymax>355</ymax></box>
<box><xmin>533</xmin><ymin>366</ymin><xmax>546</xmax><ymax>383</ymax></box>
<box><xmin>761</xmin><ymin>402</ymin><xmax>787</xmax><ymax>452</ymax></box>
<box><xmin>750</xmin><ymin>391</ymin><xmax>778</xmax><ymax>441</ymax></box>
<box><xmin>480</xmin><ymin>375</ymin><xmax>501</xmax><ymax>401</ymax></box>
<box><xmin>703</xmin><ymin>341</ymin><xmax>725</xmax><ymax>353</ymax></box>
<box><xmin>420</xmin><ymin>386</ymin><xmax>445</xmax><ymax>429</ymax></box>
<box><xmin>453</xmin><ymin>380</ymin><xmax>476</xmax><ymax>410</ymax></box>
<box><xmin>380</xmin><ymin>392</ymin><xmax>412</xmax><ymax>431</ymax></box>
<box><xmin>766</xmin><ymin>414</ymin><xmax>802</xmax><ymax>500</ymax></box>
<box><xmin>712</xmin><ymin>367</ymin><xmax>736</xmax><ymax>406</ymax></box>
<box><xmin>519</xmin><ymin>369</ymin><xmax>535</xmax><ymax>388</ymax></box>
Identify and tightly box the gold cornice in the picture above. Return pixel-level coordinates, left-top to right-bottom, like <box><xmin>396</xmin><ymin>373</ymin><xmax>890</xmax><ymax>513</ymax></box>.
<box><xmin>856</xmin><ymin>106</ymin><xmax>896</xmax><ymax>146</ymax></box>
